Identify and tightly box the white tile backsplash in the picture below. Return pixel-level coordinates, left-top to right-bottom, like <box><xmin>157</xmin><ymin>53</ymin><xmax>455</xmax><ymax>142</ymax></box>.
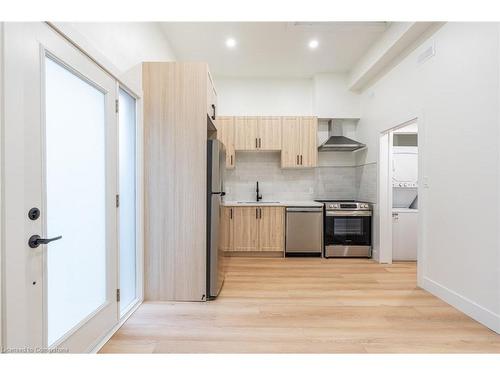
<box><xmin>224</xmin><ymin>152</ymin><xmax>377</xmax><ymax>202</ymax></box>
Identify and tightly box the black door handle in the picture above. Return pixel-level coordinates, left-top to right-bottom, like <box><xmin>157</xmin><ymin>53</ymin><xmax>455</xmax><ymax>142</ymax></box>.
<box><xmin>211</xmin><ymin>104</ymin><xmax>216</xmax><ymax>120</ymax></box>
<box><xmin>29</xmin><ymin>235</ymin><xmax>62</xmax><ymax>248</ymax></box>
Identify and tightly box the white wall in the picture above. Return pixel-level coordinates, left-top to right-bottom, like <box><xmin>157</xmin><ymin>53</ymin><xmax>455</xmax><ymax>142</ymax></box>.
<box><xmin>215</xmin><ymin>73</ymin><xmax>362</xmax><ymax>119</ymax></box>
<box><xmin>0</xmin><ymin>21</ymin><xmax>4</xmax><ymax>348</ymax></box>
<box><xmin>355</xmin><ymin>22</ymin><xmax>500</xmax><ymax>332</ymax></box>
<box><xmin>214</xmin><ymin>77</ymin><xmax>313</xmax><ymax>116</ymax></box>
<box><xmin>56</xmin><ymin>22</ymin><xmax>177</xmax><ymax>93</ymax></box>
<box><xmin>313</xmin><ymin>74</ymin><xmax>360</xmax><ymax>118</ymax></box>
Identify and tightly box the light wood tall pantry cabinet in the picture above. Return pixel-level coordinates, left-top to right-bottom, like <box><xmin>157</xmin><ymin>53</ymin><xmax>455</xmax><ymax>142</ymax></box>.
<box><xmin>219</xmin><ymin>206</ymin><xmax>285</xmax><ymax>252</ymax></box>
<box><xmin>143</xmin><ymin>62</ymin><xmax>217</xmax><ymax>302</ymax></box>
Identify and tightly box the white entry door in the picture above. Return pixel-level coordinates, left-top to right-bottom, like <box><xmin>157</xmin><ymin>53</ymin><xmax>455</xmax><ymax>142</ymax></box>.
<box><xmin>3</xmin><ymin>23</ymin><xmax>118</xmax><ymax>352</ymax></box>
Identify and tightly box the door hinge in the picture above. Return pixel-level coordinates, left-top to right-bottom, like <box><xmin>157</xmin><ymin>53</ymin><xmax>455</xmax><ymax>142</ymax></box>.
<box><xmin>116</xmin><ymin>289</ymin><xmax>120</xmax><ymax>302</ymax></box>
<box><xmin>115</xmin><ymin>99</ymin><xmax>119</xmax><ymax>113</ymax></box>
<box><xmin>116</xmin><ymin>194</ymin><xmax>119</xmax><ymax>208</ymax></box>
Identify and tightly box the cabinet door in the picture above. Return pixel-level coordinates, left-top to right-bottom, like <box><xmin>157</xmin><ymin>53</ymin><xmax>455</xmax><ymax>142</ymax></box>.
<box><xmin>258</xmin><ymin>116</ymin><xmax>282</xmax><ymax>150</ymax></box>
<box><xmin>216</xmin><ymin>116</ymin><xmax>235</xmax><ymax>168</ymax></box>
<box><xmin>219</xmin><ymin>207</ymin><xmax>234</xmax><ymax>251</ymax></box>
<box><xmin>207</xmin><ymin>72</ymin><xmax>217</xmax><ymax>122</ymax></box>
<box><xmin>232</xmin><ymin>207</ymin><xmax>259</xmax><ymax>251</ymax></box>
<box><xmin>281</xmin><ymin>116</ymin><xmax>301</xmax><ymax>168</ymax></box>
<box><xmin>258</xmin><ymin>207</ymin><xmax>285</xmax><ymax>251</ymax></box>
<box><xmin>299</xmin><ymin>117</ymin><xmax>318</xmax><ymax>168</ymax></box>
<box><xmin>235</xmin><ymin>116</ymin><xmax>259</xmax><ymax>150</ymax></box>
<box><xmin>392</xmin><ymin>212</ymin><xmax>418</xmax><ymax>261</ymax></box>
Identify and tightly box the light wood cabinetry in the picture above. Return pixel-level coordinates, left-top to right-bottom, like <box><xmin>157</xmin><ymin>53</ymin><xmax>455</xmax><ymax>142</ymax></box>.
<box><xmin>216</xmin><ymin>116</ymin><xmax>235</xmax><ymax>168</ymax></box>
<box><xmin>143</xmin><ymin>62</ymin><xmax>216</xmax><ymax>302</ymax></box>
<box><xmin>281</xmin><ymin>117</ymin><xmax>302</xmax><ymax>168</ymax></box>
<box><xmin>219</xmin><ymin>206</ymin><xmax>233</xmax><ymax>251</ymax></box>
<box><xmin>258</xmin><ymin>207</ymin><xmax>285</xmax><ymax>251</ymax></box>
<box><xmin>235</xmin><ymin>116</ymin><xmax>282</xmax><ymax>151</ymax></box>
<box><xmin>281</xmin><ymin>116</ymin><xmax>318</xmax><ymax>168</ymax></box>
<box><xmin>232</xmin><ymin>206</ymin><xmax>260</xmax><ymax>251</ymax></box>
<box><xmin>235</xmin><ymin>116</ymin><xmax>259</xmax><ymax>150</ymax></box>
<box><xmin>207</xmin><ymin>72</ymin><xmax>217</xmax><ymax>123</ymax></box>
<box><xmin>258</xmin><ymin>116</ymin><xmax>282</xmax><ymax>150</ymax></box>
<box><xmin>299</xmin><ymin>116</ymin><xmax>318</xmax><ymax>167</ymax></box>
<box><xmin>220</xmin><ymin>116</ymin><xmax>316</xmax><ymax>168</ymax></box>
<box><xmin>224</xmin><ymin>206</ymin><xmax>285</xmax><ymax>253</ymax></box>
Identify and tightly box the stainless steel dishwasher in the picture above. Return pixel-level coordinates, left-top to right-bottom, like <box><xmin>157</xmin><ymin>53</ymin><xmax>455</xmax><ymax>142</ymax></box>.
<box><xmin>285</xmin><ymin>207</ymin><xmax>323</xmax><ymax>256</ymax></box>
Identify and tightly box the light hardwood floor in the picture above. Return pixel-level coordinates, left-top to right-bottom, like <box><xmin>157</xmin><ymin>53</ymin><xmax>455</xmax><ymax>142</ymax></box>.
<box><xmin>100</xmin><ymin>257</ymin><xmax>500</xmax><ymax>353</ymax></box>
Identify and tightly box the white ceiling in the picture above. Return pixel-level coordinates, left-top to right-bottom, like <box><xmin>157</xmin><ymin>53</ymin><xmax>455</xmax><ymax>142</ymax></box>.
<box><xmin>160</xmin><ymin>22</ymin><xmax>389</xmax><ymax>77</ymax></box>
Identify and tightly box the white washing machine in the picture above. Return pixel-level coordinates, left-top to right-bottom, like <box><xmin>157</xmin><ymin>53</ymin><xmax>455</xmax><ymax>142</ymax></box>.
<box><xmin>392</xmin><ymin>208</ymin><xmax>418</xmax><ymax>261</ymax></box>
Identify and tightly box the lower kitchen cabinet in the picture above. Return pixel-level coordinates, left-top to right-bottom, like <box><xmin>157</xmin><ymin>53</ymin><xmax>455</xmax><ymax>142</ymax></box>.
<box><xmin>258</xmin><ymin>207</ymin><xmax>285</xmax><ymax>251</ymax></box>
<box><xmin>221</xmin><ymin>206</ymin><xmax>285</xmax><ymax>253</ymax></box>
<box><xmin>232</xmin><ymin>206</ymin><xmax>259</xmax><ymax>251</ymax></box>
<box><xmin>219</xmin><ymin>206</ymin><xmax>233</xmax><ymax>251</ymax></box>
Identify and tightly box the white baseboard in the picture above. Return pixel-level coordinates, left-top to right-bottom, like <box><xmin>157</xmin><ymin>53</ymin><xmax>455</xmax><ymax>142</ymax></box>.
<box><xmin>88</xmin><ymin>299</ymin><xmax>143</xmax><ymax>353</ymax></box>
<box><xmin>421</xmin><ymin>276</ymin><xmax>500</xmax><ymax>334</ymax></box>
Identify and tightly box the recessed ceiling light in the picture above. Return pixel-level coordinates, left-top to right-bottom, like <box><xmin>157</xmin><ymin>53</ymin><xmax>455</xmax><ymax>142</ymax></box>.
<box><xmin>308</xmin><ymin>39</ymin><xmax>319</xmax><ymax>49</ymax></box>
<box><xmin>225</xmin><ymin>38</ymin><xmax>237</xmax><ymax>48</ymax></box>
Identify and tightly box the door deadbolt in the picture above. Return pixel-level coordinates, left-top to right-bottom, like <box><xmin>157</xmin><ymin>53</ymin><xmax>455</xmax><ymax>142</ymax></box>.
<box><xmin>28</xmin><ymin>207</ymin><xmax>40</xmax><ymax>221</ymax></box>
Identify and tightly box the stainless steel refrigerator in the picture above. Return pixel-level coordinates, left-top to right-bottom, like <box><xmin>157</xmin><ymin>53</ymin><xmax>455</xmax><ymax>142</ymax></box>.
<box><xmin>206</xmin><ymin>139</ymin><xmax>226</xmax><ymax>299</ymax></box>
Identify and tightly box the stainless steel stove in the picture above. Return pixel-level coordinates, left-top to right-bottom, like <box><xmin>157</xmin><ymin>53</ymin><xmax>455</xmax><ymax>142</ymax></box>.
<box><xmin>315</xmin><ymin>200</ymin><xmax>372</xmax><ymax>258</ymax></box>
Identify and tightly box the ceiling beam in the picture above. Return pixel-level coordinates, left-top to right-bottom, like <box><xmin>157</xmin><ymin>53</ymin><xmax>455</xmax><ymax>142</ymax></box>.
<box><xmin>348</xmin><ymin>22</ymin><xmax>441</xmax><ymax>92</ymax></box>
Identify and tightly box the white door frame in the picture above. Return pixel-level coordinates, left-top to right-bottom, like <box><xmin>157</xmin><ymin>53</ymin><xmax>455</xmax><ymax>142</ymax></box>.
<box><xmin>116</xmin><ymin>83</ymin><xmax>144</xmax><ymax>317</ymax></box>
<box><xmin>378</xmin><ymin>117</ymin><xmax>419</xmax><ymax>265</ymax></box>
<box><xmin>0</xmin><ymin>21</ymin><xmax>4</xmax><ymax>350</ymax></box>
<box><xmin>1</xmin><ymin>22</ymin><xmax>144</xmax><ymax>353</ymax></box>
<box><xmin>3</xmin><ymin>22</ymin><xmax>121</xmax><ymax>353</ymax></box>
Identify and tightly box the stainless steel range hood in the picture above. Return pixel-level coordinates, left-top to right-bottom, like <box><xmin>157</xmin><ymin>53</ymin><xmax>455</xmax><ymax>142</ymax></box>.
<box><xmin>318</xmin><ymin>120</ymin><xmax>366</xmax><ymax>152</ymax></box>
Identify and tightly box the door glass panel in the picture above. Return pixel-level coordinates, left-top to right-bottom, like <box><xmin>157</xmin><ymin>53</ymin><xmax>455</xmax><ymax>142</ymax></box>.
<box><xmin>45</xmin><ymin>56</ymin><xmax>106</xmax><ymax>346</ymax></box>
<box><xmin>118</xmin><ymin>88</ymin><xmax>137</xmax><ymax>314</ymax></box>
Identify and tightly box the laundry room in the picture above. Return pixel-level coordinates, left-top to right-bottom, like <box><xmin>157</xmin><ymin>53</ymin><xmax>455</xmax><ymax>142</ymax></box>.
<box><xmin>392</xmin><ymin>122</ymin><xmax>418</xmax><ymax>262</ymax></box>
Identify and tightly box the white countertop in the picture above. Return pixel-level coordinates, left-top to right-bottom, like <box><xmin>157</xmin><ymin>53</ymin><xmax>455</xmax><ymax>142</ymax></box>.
<box><xmin>222</xmin><ymin>200</ymin><xmax>324</xmax><ymax>208</ymax></box>
<box><xmin>392</xmin><ymin>208</ymin><xmax>419</xmax><ymax>213</ymax></box>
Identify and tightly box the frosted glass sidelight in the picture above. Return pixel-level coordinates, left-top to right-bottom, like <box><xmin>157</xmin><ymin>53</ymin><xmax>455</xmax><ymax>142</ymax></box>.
<box><xmin>118</xmin><ymin>88</ymin><xmax>137</xmax><ymax>314</ymax></box>
<box><xmin>45</xmin><ymin>57</ymin><xmax>106</xmax><ymax>346</ymax></box>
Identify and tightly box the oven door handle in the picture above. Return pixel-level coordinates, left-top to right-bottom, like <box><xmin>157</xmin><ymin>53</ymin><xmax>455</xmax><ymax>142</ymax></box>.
<box><xmin>326</xmin><ymin>211</ymin><xmax>372</xmax><ymax>217</ymax></box>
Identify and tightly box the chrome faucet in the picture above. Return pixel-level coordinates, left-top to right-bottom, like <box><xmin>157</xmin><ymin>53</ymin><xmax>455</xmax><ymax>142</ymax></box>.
<box><xmin>256</xmin><ymin>181</ymin><xmax>263</xmax><ymax>202</ymax></box>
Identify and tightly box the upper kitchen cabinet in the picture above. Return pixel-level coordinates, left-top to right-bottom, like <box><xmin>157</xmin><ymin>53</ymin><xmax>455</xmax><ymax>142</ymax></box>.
<box><xmin>207</xmin><ymin>71</ymin><xmax>217</xmax><ymax>125</ymax></box>
<box><xmin>258</xmin><ymin>116</ymin><xmax>282</xmax><ymax>150</ymax></box>
<box><xmin>235</xmin><ymin>116</ymin><xmax>259</xmax><ymax>150</ymax></box>
<box><xmin>234</xmin><ymin>116</ymin><xmax>282</xmax><ymax>151</ymax></box>
<box><xmin>299</xmin><ymin>117</ymin><xmax>318</xmax><ymax>167</ymax></box>
<box><xmin>216</xmin><ymin>116</ymin><xmax>235</xmax><ymax>169</ymax></box>
<box><xmin>281</xmin><ymin>116</ymin><xmax>318</xmax><ymax>168</ymax></box>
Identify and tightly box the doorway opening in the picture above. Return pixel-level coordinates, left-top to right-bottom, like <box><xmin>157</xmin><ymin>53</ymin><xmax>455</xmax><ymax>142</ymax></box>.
<box><xmin>378</xmin><ymin>119</ymin><xmax>419</xmax><ymax>265</ymax></box>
